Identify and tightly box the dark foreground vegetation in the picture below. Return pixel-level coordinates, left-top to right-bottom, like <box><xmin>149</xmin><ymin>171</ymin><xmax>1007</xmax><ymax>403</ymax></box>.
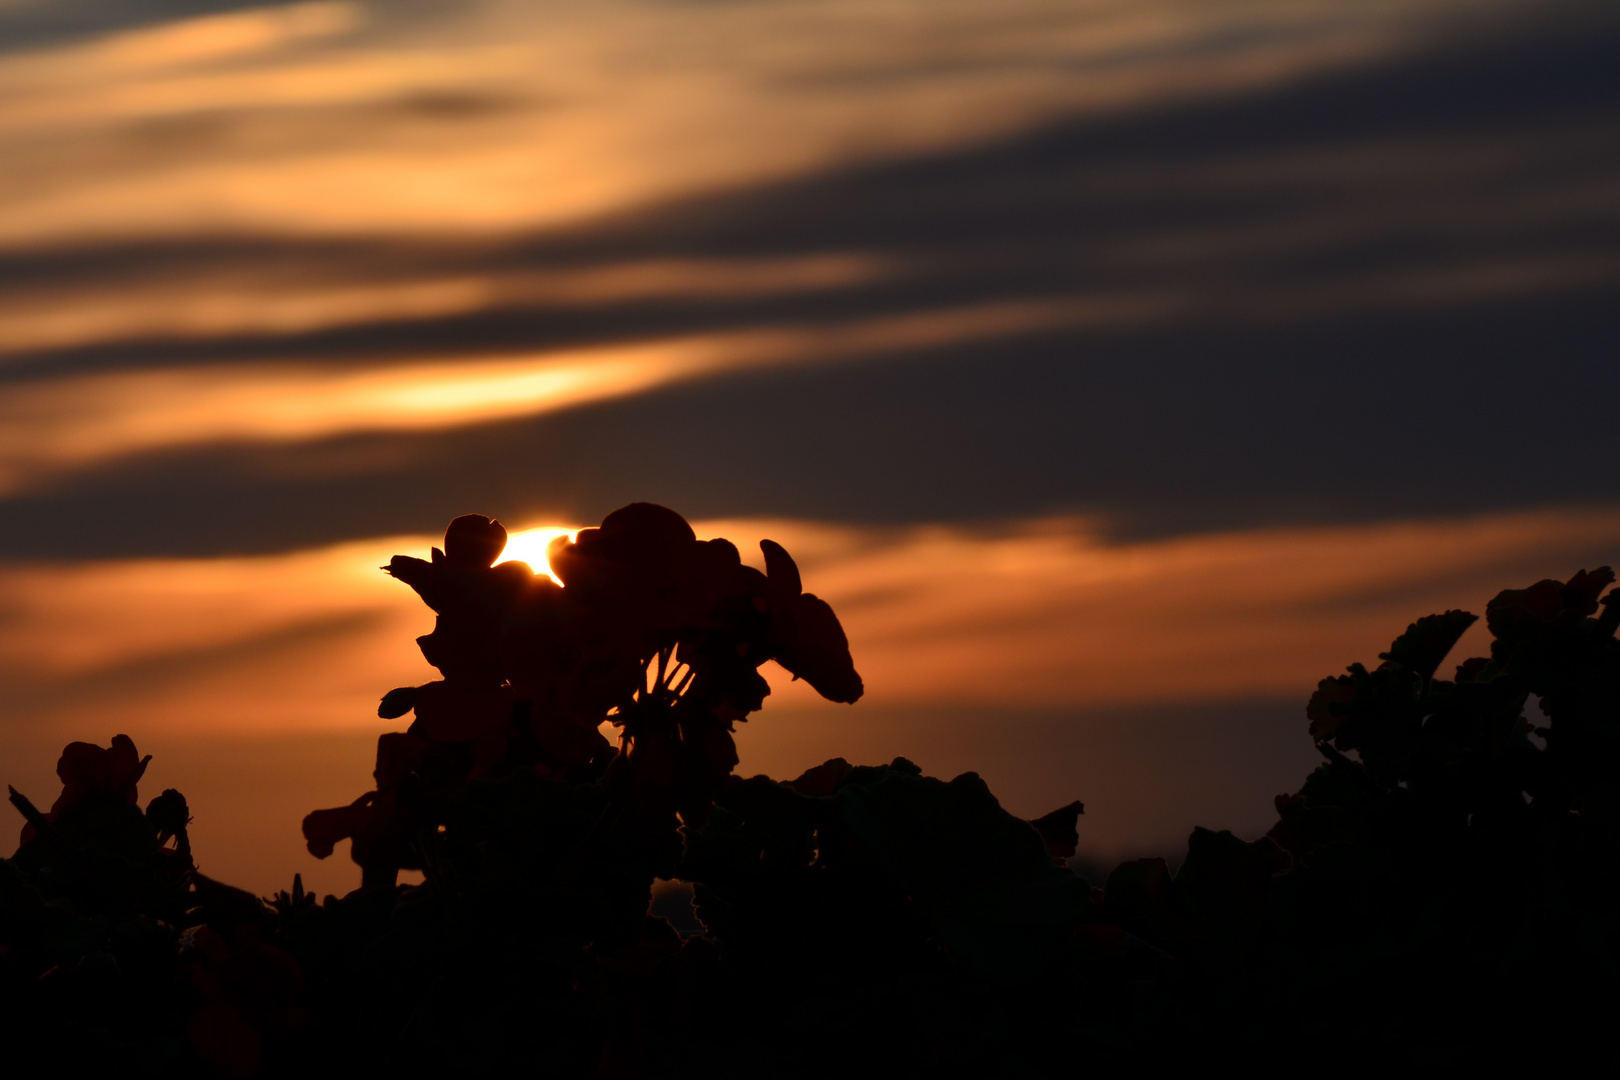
<box><xmin>4</xmin><ymin>504</ymin><xmax>1618</xmax><ymax>1076</ymax></box>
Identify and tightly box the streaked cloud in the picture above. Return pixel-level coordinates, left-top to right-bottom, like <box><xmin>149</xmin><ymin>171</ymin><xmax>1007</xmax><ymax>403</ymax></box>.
<box><xmin>0</xmin><ymin>0</ymin><xmax>1518</xmax><ymax>244</ymax></box>
<box><xmin>0</xmin><ymin>297</ymin><xmax>1094</xmax><ymax>491</ymax></box>
<box><xmin>0</xmin><ymin>0</ymin><xmax>1609</xmax><ymax>528</ymax></box>
<box><xmin>0</xmin><ymin>254</ymin><xmax>886</xmax><ymax>355</ymax></box>
<box><xmin>701</xmin><ymin>509</ymin><xmax>1620</xmax><ymax>707</ymax></box>
<box><xmin>0</xmin><ymin>535</ymin><xmax>435</xmax><ymax>733</ymax></box>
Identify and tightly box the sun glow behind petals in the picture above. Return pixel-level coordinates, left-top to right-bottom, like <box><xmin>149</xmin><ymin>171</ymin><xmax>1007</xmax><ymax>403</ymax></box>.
<box><xmin>497</xmin><ymin>527</ymin><xmax>578</xmax><ymax>583</ymax></box>
<box><xmin>2</xmin><ymin>508</ymin><xmax>1611</xmax><ymax>741</ymax></box>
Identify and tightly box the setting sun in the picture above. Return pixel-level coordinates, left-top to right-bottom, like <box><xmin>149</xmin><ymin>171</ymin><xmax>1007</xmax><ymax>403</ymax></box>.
<box><xmin>496</xmin><ymin>525</ymin><xmax>578</xmax><ymax>582</ymax></box>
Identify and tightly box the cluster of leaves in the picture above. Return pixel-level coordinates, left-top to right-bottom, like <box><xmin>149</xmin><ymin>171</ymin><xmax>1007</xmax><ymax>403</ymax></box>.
<box><xmin>3</xmin><ymin>504</ymin><xmax>1617</xmax><ymax>1075</ymax></box>
<box><xmin>1102</xmin><ymin>566</ymin><xmax>1620</xmax><ymax>1066</ymax></box>
<box><xmin>1</xmin><ymin>737</ymin><xmax>299</xmax><ymax>1076</ymax></box>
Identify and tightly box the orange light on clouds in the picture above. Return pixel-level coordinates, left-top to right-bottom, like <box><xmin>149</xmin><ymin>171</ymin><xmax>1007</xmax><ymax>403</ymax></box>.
<box><xmin>3</xmin><ymin>507</ymin><xmax>1615</xmax><ymax>896</ymax></box>
<box><xmin>0</xmin><ymin>255</ymin><xmax>887</xmax><ymax>357</ymax></box>
<box><xmin>700</xmin><ymin>509</ymin><xmax>1620</xmax><ymax>708</ymax></box>
<box><xmin>0</xmin><ymin>297</ymin><xmax>1097</xmax><ymax>493</ymax></box>
<box><xmin>0</xmin><ymin>341</ymin><xmax>720</xmax><ymax>493</ymax></box>
<box><xmin>0</xmin><ymin>536</ymin><xmax>437</xmax><ymax>737</ymax></box>
<box><xmin>0</xmin><ymin>0</ymin><xmax>1518</xmax><ymax>245</ymax></box>
<box><xmin>4</xmin><ymin>507</ymin><xmax>1616</xmax><ymax>745</ymax></box>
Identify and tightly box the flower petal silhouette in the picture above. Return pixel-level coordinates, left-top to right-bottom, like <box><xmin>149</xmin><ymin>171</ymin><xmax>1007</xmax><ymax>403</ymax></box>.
<box><xmin>301</xmin><ymin>792</ymin><xmax>373</xmax><ymax>860</ymax></box>
<box><xmin>17</xmin><ymin>733</ymin><xmax>151</xmax><ymax>848</ymax></box>
<box><xmin>304</xmin><ymin>506</ymin><xmax>863</xmax><ymax>880</ymax></box>
<box><xmin>760</xmin><ymin>539</ymin><xmax>864</xmax><ymax>703</ymax></box>
<box><xmin>443</xmin><ymin>513</ymin><xmax>508</xmax><ymax>567</ymax></box>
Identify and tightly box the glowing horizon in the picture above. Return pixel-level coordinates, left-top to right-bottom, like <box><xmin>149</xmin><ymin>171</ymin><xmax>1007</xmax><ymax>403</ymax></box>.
<box><xmin>3</xmin><ymin>506</ymin><xmax>1615</xmax><ymax>742</ymax></box>
<box><xmin>6</xmin><ymin>506</ymin><xmax>1615</xmax><ymax>896</ymax></box>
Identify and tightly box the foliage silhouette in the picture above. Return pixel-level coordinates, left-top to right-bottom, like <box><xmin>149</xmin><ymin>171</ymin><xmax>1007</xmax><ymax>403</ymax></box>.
<box><xmin>3</xmin><ymin>504</ymin><xmax>1617</xmax><ymax>1075</ymax></box>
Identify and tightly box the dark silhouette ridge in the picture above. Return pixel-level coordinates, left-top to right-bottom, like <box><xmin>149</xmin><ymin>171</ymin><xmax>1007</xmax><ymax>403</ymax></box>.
<box><xmin>4</xmin><ymin>505</ymin><xmax>1618</xmax><ymax>1073</ymax></box>
<box><xmin>0</xmin><ymin>6</ymin><xmax>1617</xmax><ymax>560</ymax></box>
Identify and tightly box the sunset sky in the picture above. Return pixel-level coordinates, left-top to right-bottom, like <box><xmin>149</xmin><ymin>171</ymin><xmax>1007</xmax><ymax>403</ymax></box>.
<box><xmin>1</xmin><ymin>0</ymin><xmax>1616</xmax><ymax>896</ymax></box>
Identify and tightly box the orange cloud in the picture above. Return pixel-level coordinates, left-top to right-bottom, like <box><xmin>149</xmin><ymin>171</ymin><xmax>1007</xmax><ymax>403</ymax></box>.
<box><xmin>0</xmin><ymin>0</ymin><xmax>1507</xmax><ymax>245</ymax></box>
<box><xmin>4</xmin><ymin>507</ymin><xmax>1614</xmax><ymax>743</ymax></box>
<box><xmin>701</xmin><ymin>509</ymin><xmax>1620</xmax><ymax>707</ymax></box>
<box><xmin>0</xmin><ymin>296</ymin><xmax>1103</xmax><ymax>491</ymax></box>
<box><xmin>0</xmin><ymin>254</ymin><xmax>886</xmax><ymax>356</ymax></box>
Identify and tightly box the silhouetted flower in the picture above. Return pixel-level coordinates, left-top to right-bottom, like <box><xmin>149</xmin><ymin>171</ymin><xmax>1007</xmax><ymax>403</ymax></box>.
<box><xmin>146</xmin><ymin>787</ymin><xmax>194</xmax><ymax>870</ymax></box>
<box><xmin>1305</xmin><ymin>671</ymin><xmax>1359</xmax><ymax>742</ymax></box>
<box><xmin>306</xmin><ymin>503</ymin><xmax>863</xmax><ymax>880</ymax></box>
<box><xmin>301</xmin><ymin>791</ymin><xmax>375</xmax><ymax>861</ymax></box>
<box><xmin>1486</xmin><ymin>566</ymin><xmax>1615</xmax><ymax>651</ymax></box>
<box><xmin>17</xmin><ymin>733</ymin><xmax>150</xmax><ymax>848</ymax></box>
<box><xmin>760</xmin><ymin>539</ymin><xmax>864</xmax><ymax>703</ymax></box>
<box><xmin>145</xmin><ymin>787</ymin><xmax>190</xmax><ymax>836</ymax></box>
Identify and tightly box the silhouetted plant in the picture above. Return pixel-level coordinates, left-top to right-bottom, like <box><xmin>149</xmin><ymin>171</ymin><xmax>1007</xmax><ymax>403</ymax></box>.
<box><xmin>305</xmin><ymin>504</ymin><xmax>863</xmax><ymax>895</ymax></box>
<box><xmin>3</xmin><ymin>505</ymin><xmax>1617</xmax><ymax>1076</ymax></box>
